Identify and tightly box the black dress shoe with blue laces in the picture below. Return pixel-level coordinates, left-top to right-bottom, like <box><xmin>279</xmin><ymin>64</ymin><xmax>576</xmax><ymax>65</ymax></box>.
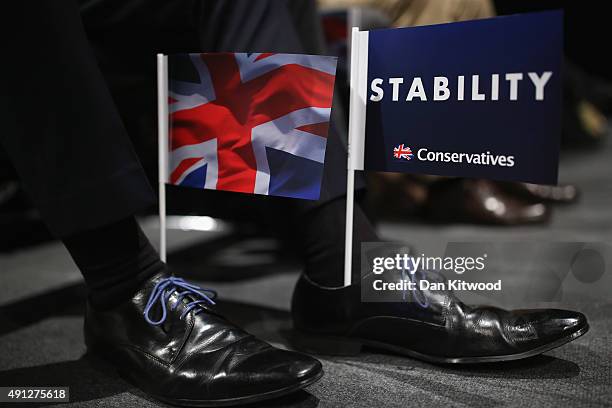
<box><xmin>85</xmin><ymin>272</ymin><xmax>323</xmax><ymax>407</ymax></box>
<box><xmin>291</xmin><ymin>271</ymin><xmax>589</xmax><ymax>364</ymax></box>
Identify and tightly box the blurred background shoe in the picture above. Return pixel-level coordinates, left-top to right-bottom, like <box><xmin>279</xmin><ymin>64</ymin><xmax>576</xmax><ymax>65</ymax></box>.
<box><xmin>424</xmin><ymin>179</ymin><xmax>551</xmax><ymax>226</ymax></box>
<box><xmin>499</xmin><ymin>182</ymin><xmax>580</xmax><ymax>204</ymax></box>
<box><xmin>366</xmin><ymin>175</ymin><xmax>552</xmax><ymax>226</ymax></box>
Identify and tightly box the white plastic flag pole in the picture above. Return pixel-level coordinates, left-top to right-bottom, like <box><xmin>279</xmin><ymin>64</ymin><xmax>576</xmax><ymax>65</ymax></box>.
<box><xmin>344</xmin><ymin>28</ymin><xmax>369</xmax><ymax>286</ymax></box>
<box><xmin>343</xmin><ymin>154</ymin><xmax>355</xmax><ymax>286</ymax></box>
<box><xmin>157</xmin><ymin>53</ymin><xmax>169</xmax><ymax>263</ymax></box>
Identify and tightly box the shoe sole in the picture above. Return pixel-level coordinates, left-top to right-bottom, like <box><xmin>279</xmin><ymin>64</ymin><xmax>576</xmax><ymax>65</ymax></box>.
<box><xmin>153</xmin><ymin>369</ymin><xmax>324</xmax><ymax>407</ymax></box>
<box><xmin>294</xmin><ymin>323</ymin><xmax>589</xmax><ymax>364</ymax></box>
<box><xmin>86</xmin><ymin>336</ymin><xmax>324</xmax><ymax>407</ymax></box>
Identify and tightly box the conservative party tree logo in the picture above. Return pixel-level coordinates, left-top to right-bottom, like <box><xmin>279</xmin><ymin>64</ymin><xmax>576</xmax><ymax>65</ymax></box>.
<box><xmin>393</xmin><ymin>144</ymin><xmax>413</xmax><ymax>160</ymax></box>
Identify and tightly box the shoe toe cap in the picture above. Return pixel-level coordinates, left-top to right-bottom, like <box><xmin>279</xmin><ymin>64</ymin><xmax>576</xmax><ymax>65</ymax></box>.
<box><xmin>276</xmin><ymin>349</ymin><xmax>323</xmax><ymax>382</ymax></box>
<box><xmin>173</xmin><ymin>339</ymin><xmax>322</xmax><ymax>401</ymax></box>
<box><xmin>544</xmin><ymin>309</ymin><xmax>588</xmax><ymax>336</ymax></box>
<box><xmin>242</xmin><ymin>347</ymin><xmax>323</xmax><ymax>386</ymax></box>
<box><xmin>510</xmin><ymin>309</ymin><xmax>588</xmax><ymax>344</ymax></box>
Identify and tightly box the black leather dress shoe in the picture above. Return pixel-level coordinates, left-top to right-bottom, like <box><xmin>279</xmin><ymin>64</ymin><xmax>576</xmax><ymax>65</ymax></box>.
<box><xmin>291</xmin><ymin>272</ymin><xmax>588</xmax><ymax>364</ymax></box>
<box><xmin>85</xmin><ymin>272</ymin><xmax>323</xmax><ymax>406</ymax></box>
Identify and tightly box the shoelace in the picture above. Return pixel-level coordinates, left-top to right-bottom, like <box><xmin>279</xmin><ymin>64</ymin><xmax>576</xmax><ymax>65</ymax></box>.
<box><xmin>401</xmin><ymin>268</ymin><xmax>430</xmax><ymax>309</ymax></box>
<box><xmin>143</xmin><ymin>277</ymin><xmax>217</xmax><ymax>325</ymax></box>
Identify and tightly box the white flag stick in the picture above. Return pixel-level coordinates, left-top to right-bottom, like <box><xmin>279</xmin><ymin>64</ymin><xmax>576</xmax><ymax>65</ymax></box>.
<box><xmin>344</xmin><ymin>160</ymin><xmax>356</xmax><ymax>286</ymax></box>
<box><xmin>157</xmin><ymin>54</ymin><xmax>169</xmax><ymax>263</ymax></box>
<box><xmin>344</xmin><ymin>27</ymin><xmax>369</xmax><ymax>286</ymax></box>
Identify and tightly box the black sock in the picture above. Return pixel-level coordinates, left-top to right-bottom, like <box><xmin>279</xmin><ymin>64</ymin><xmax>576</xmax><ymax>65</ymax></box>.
<box><xmin>62</xmin><ymin>217</ymin><xmax>165</xmax><ymax>310</ymax></box>
<box><xmin>298</xmin><ymin>198</ymin><xmax>379</xmax><ymax>287</ymax></box>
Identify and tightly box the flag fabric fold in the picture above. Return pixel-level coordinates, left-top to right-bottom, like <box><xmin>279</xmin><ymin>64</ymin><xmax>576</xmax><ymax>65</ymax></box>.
<box><xmin>167</xmin><ymin>52</ymin><xmax>337</xmax><ymax>200</ymax></box>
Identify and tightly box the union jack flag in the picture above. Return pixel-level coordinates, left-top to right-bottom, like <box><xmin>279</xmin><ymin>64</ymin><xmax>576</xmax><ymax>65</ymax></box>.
<box><xmin>393</xmin><ymin>144</ymin><xmax>413</xmax><ymax>160</ymax></box>
<box><xmin>167</xmin><ymin>53</ymin><xmax>337</xmax><ymax>200</ymax></box>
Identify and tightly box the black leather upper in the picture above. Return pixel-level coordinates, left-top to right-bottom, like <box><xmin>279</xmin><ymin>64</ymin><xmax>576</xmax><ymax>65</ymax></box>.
<box><xmin>292</xmin><ymin>271</ymin><xmax>587</xmax><ymax>360</ymax></box>
<box><xmin>85</xmin><ymin>272</ymin><xmax>321</xmax><ymax>403</ymax></box>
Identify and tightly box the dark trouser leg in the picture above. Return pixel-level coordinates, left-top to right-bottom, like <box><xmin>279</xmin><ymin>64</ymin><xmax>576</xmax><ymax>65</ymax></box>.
<box><xmin>1</xmin><ymin>0</ymin><xmax>155</xmax><ymax>238</ymax></box>
<box><xmin>192</xmin><ymin>0</ymin><xmax>378</xmax><ymax>286</ymax></box>
<box><xmin>77</xmin><ymin>0</ymin><xmax>376</xmax><ymax>288</ymax></box>
<box><xmin>79</xmin><ymin>0</ymin><xmax>361</xmax><ymax>207</ymax></box>
<box><xmin>1</xmin><ymin>1</ymin><xmax>163</xmax><ymax>309</ymax></box>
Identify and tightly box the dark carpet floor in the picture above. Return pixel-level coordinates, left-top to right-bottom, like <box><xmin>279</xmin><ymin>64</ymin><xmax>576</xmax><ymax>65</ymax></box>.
<box><xmin>1</xmin><ymin>137</ymin><xmax>611</xmax><ymax>407</ymax></box>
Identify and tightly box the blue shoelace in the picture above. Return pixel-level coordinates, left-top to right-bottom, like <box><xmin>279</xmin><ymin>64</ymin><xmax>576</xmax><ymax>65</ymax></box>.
<box><xmin>143</xmin><ymin>277</ymin><xmax>217</xmax><ymax>325</ymax></box>
<box><xmin>401</xmin><ymin>268</ymin><xmax>430</xmax><ymax>309</ymax></box>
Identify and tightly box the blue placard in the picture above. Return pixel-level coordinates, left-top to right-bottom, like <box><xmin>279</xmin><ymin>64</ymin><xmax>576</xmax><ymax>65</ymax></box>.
<box><xmin>364</xmin><ymin>11</ymin><xmax>562</xmax><ymax>184</ymax></box>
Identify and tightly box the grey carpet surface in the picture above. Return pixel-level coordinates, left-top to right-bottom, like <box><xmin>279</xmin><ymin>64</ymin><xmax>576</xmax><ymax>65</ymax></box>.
<box><xmin>0</xmin><ymin>278</ymin><xmax>610</xmax><ymax>408</ymax></box>
<box><xmin>1</xmin><ymin>139</ymin><xmax>611</xmax><ymax>407</ymax></box>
